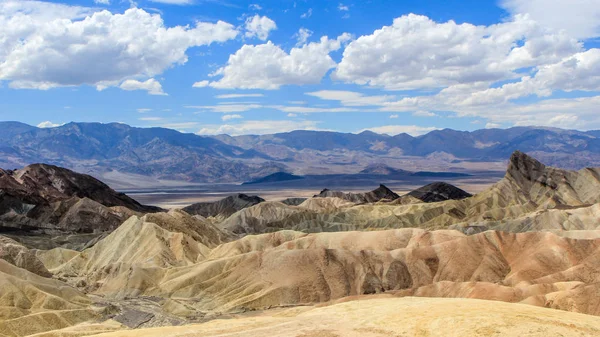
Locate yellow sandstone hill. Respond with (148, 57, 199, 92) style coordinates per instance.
(0, 259, 101, 336)
(43, 225, 600, 317)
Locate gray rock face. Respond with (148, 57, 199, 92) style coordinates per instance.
(507, 150, 546, 180)
(183, 194, 265, 218)
(0, 164, 161, 212)
(280, 198, 307, 206)
(0, 235, 51, 277)
(315, 184, 400, 204)
(501, 150, 600, 206)
(407, 182, 472, 203)
(0, 163, 157, 249)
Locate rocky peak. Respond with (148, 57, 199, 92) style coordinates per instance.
(229, 194, 264, 203)
(407, 182, 472, 203)
(506, 150, 547, 183)
(1, 163, 161, 212)
(182, 194, 265, 218)
(370, 184, 400, 200)
(314, 184, 399, 203)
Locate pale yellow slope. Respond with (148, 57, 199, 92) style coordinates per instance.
(55, 210, 229, 276)
(452, 202, 600, 233)
(50, 225, 600, 316)
(95, 297, 600, 337)
(0, 260, 100, 337)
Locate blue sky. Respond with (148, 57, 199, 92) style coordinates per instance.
(0, 0, 599, 135)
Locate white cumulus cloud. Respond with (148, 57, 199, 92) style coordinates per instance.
(193, 80, 210, 88)
(334, 14, 580, 90)
(0, 3, 238, 91)
(500, 0, 600, 40)
(244, 15, 277, 41)
(294, 27, 313, 46)
(198, 34, 351, 89)
(119, 79, 167, 96)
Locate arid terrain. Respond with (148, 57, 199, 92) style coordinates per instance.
(4, 0, 600, 334)
(2, 151, 600, 336)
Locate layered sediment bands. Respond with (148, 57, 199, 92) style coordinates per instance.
(0, 235, 51, 277)
(220, 151, 600, 235)
(3, 150, 600, 336)
(314, 184, 400, 203)
(0, 164, 160, 212)
(0, 259, 100, 337)
(0, 163, 161, 250)
(182, 194, 265, 219)
(43, 225, 600, 317)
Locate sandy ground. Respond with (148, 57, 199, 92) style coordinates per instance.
(93, 296, 600, 337)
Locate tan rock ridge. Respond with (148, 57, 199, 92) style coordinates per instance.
(0, 235, 51, 277)
(43, 223, 600, 317)
(218, 151, 600, 235)
(0, 259, 101, 337)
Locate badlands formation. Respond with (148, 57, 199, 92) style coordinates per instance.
(1, 151, 600, 336)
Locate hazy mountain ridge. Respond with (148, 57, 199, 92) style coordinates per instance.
(215, 127, 600, 158)
(1, 121, 600, 184)
(0, 122, 285, 183)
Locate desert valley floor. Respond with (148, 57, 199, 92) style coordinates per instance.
(126, 172, 501, 209)
(2, 151, 600, 336)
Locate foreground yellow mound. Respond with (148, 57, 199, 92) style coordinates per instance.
(0, 260, 100, 337)
(95, 297, 600, 337)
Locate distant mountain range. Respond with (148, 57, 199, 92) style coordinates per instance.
(1, 121, 599, 186)
(242, 172, 305, 185)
